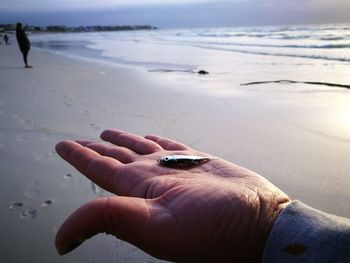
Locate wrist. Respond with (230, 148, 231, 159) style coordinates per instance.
(257, 198, 291, 261)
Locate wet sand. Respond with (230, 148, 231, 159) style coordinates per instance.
(1, 44, 350, 262)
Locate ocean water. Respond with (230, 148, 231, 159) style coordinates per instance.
(31, 23, 350, 70)
(30, 23, 350, 141)
(30, 23, 350, 143)
(30, 23, 350, 97)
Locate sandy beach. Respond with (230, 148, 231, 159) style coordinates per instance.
(1, 39, 350, 262)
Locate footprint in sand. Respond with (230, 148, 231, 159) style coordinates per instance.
(40, 199, 54, 208)
(9, 202, 24, 210)
(61, 173, 74, 186)
(21, 208, 38, 219)
(10, 199, 54, 218)
(9, 195, 54, 219)
(65, 173, 73, 178)
(64, 173, 73, 180)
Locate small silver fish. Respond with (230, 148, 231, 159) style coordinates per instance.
(159, 155, 214, 167)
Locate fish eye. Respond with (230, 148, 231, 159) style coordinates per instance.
(164, 157, 169, 161)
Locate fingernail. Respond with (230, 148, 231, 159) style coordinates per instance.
(57, 239, 84, 255)
(55, 140, 73, 158)
(55, 141, 66, 155)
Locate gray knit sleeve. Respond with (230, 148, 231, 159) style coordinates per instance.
(263, 201, 350, 262)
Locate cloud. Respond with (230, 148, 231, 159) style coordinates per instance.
(0, 0, 213, 12)
(0, 0, 349, 27)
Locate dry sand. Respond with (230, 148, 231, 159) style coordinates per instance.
(1, 43, 350, 262)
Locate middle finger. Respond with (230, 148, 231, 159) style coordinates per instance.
(100, 129, 163, 155)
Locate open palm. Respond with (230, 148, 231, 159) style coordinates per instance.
(55, 129, 290, 262)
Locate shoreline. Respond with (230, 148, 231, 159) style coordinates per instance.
(2, 42, 350, 213)
(31, 41, 200, 73)
(1, 43, 350, 262)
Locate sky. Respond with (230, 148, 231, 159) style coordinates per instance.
(0, 0, 349, 28)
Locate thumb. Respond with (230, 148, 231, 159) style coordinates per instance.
(55, 196, 168, 256)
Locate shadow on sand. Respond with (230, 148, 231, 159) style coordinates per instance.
(0, 66, 28, 70)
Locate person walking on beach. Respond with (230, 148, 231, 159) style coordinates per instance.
(16, 23, 32, 68)
(3, 33, 9, 45)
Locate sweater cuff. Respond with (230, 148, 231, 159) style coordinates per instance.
(263, 200, 350, 262)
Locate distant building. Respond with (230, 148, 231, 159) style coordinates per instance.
(0, 23, 157, 33)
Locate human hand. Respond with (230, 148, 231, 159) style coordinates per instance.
(55, 129, 290, 262)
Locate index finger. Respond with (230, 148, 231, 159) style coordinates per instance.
(55, 140, 122, 193)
